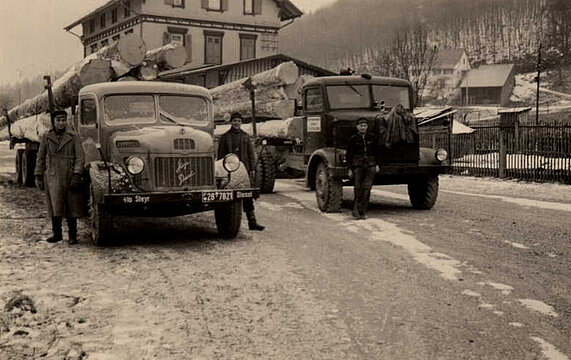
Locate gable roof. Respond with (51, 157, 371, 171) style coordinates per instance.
(65, 0, 302, 30)
(460, 64, 515, 88)
(433, 49, 466, 69)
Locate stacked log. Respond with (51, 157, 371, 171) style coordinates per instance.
(214, 117, 303, 140)
(137, 43, 188, 81)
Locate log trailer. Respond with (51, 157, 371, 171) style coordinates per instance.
(252, 74, 451, 212)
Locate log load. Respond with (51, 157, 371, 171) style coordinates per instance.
(214, 117, 303, 140)
(137, 43, 188, 81)
(213, 99, 296, 122)
(0, 34, 147, 130)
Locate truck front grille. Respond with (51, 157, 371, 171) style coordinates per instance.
(154, 157, 213, 188)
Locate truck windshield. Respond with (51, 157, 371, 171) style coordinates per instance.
(326, 84, 370, 109)
(159, 95, 209, 125)
(372, 85, 411, 110)
(104, 95, 156, 125)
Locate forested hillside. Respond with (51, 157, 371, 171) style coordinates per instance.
(281, 0, 569, 74)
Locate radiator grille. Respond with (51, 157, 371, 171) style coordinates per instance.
(154, 157, 213, 188)
(174, 138, 195, 150)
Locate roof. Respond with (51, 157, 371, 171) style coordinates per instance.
(497, 107, 532, 114)
(65, 0, 303, 30)
(433, 49, 466, 69)
(460, 64, 515, 88)
(79, 81, 212, 99)
(303, 75, 411, 87)
(159, 53, 336, 80)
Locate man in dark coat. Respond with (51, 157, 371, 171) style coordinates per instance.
(34, 109, 85, 244)
(346, 118, 380, 220)
(217, 112, 264, 231)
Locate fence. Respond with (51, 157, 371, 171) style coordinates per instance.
(419, 123, 571, 184)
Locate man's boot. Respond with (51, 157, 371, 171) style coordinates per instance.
(46, 217, 62, 243)
(67, 218, 78, 245)
(246, 211, 265, 231)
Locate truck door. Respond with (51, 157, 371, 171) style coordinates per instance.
(78, 95, 100, 163)
(302, 87, 325, 159)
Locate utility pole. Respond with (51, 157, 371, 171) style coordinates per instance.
(535, 42, 542, 126)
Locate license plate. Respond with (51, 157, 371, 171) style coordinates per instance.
(202, 190, 234, 203)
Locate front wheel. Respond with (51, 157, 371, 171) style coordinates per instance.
(215, 200, 243, 238)
(408, 176, 439, 210)
(255, 152, 276, 194)
(89, 186, 113, 246)
(21, 149, 37, 187)
(15, 150, 23, 185)
(315, 162, 342, 213)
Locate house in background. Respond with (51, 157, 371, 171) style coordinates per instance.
(460, 64, 516, 106)
(64, 0, 303, 67)
(424, 49, 471, 104)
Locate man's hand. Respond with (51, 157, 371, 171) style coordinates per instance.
(348, 169, 353, 178)
(70, 174, 83, 191)
(35, 176, 44, 191)
(375, 165, 380, 173)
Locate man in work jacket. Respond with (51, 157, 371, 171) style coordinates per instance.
(217, 112, 264, 231)
(346, 118, 380, 220)
(34, 109, 85, 244)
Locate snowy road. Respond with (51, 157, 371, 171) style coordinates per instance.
(1, 138, 570, 359)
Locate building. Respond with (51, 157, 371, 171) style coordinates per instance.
(460, 64, 516, 106)
(424, 49, 471, 104)
(64, 0, 303, 67)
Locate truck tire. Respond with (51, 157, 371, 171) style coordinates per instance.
(315, 161, 342, 213)
(15, 150, 24, 185)
(408, 176, 439, 210)
(215, 200, 242, 238)
(255, 152, 276, 194)
(89, 186, 113, 246)
(21, 149, 37, 187)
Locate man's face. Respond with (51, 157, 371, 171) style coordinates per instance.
(54, 115, 67, 131)
(231, 117, 242, 130)
(357, 122, 368, 134)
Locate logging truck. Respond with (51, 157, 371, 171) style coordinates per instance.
(10, 81, 258, 245)
(254, 74, 451, 212)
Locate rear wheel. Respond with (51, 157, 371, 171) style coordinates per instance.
(315, 161, 342, 213)
(15, 150, 23, 185)
(90, 186, 113, 246)
(21, 149, 37, 187)
(408, 176, 439, 210)
(255, 151, 276, 194)
(215, 200, 242, 238)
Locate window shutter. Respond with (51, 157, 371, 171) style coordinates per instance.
(185, 34, 192, 63)
(165, 0, 174, 5)
(163, 32, 170, 45)
(254, 0, 262, 15)
(221, 0, 229, 11)
(201, 0, 208, 9)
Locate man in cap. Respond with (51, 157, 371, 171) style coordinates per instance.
(34, 109, 85, 244)
(217, 112, 265, 231)
(346, 118, 380, 220)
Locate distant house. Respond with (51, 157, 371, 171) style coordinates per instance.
(460, 64, 516, 106)
(64, 0, 303, 67)
(424, 49, 471, 104)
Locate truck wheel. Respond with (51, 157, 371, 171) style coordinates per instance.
(21, 149, 37, 187)
(408, 176, 439, 210)
(255, 152, 276, 194)
(315, 162, 342, 213)
(15, 150, 24, 185)
(89, 186, 113, 246)
(215, 200, 243, 238)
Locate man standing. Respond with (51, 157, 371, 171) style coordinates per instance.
(346, 118, 380, 220)
(34, 109, 85, 244)
(217, 112, 265, 231)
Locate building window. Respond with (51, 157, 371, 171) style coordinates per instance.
(101, 39, 109, 47)
(100, 14, 106, 28)
(171, 34, 184, 46)
(173, 0, 185, 8)
(260, 33, 278, 52)
(209, 0, 221, 10)
(111, 8, 118, 23)
(89, 19, 95, 34)
(112, 34, 120, 42)
(204, 31, 223, 65)
(444, 69, 454, 75)
(90, 43, 98, 54)
(244, 0, 261, 15)
(124, 1, 131, 17)
(240, 34, 256, 60)
(125, 29, 134, 35)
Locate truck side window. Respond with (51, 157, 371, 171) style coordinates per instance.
(81, 99, 97, 126)
(305, 88, 323, 113)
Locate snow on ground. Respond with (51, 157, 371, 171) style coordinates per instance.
(454, 152, 571, 170)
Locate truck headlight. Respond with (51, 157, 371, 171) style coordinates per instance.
(126, 156, 145, 175)
(223, 153, 240, 173)
(436, 149, 448, 162)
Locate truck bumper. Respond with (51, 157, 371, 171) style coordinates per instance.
(331, 165, 450, 185)
(102, 188, 259, 216)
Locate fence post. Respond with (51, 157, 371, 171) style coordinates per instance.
(499, 126, 507, 178)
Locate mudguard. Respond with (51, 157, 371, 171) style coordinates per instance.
(305, 148, 340, 188)
(88, 161, 138, 204)
(419, 147, 442, 166)
(215, 159, 251, 189)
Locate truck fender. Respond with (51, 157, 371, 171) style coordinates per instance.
(87, 162, 109, 205)
(215, 159, 251, 189)
(419, 147, 441, 166)
(305, 148, 338, 189)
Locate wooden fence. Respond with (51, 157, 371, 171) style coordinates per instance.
(419, 123, 571, 184)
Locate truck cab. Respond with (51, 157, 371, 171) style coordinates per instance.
(78, 82, 257, 245)
(298, 74, 450, 212)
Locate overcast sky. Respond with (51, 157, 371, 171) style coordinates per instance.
(0, 0, 336, 87)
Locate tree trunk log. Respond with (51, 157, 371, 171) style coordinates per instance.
(144, 43, 187, 70)
(213, 99, 295, 121)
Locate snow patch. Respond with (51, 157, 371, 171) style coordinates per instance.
(504, 241, 530, 249)
(478, 302, 495, 310)
(461, 289, 481, 297)
(518, 299, 559, 318)
(530, 337, 569, 360)
(509, 322, 524, 328)
(441, 190, 571, 213)
(484, 282, 514, 295)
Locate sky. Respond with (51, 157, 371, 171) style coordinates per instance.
(0, 0, 336, 88)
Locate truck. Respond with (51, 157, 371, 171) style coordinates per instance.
(254, 74, 450, 212)
(9, 81, 258, 245)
